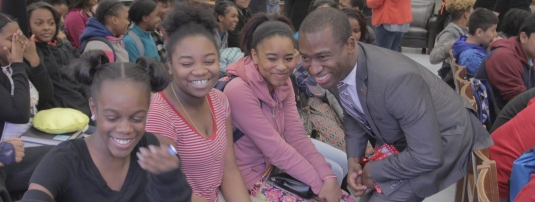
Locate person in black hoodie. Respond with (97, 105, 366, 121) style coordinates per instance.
(0, 12, 53, 138)
(27, 2, 90, 117)
(227, 0, 251, 48)
(0, 13, 56, 202)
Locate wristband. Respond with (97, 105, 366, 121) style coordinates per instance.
(322, 175, 337, 181)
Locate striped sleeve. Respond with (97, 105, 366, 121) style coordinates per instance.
(146, 94, 177, 142)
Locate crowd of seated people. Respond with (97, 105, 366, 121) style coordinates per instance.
(431, 0, 473, 88)
(436, 1, 535, 200)
(1, 0, 535, 201)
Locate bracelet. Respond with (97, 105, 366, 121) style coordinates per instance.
(322, 175, 337, 181)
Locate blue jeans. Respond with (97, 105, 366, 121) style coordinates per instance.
(375, 24, 404, 51)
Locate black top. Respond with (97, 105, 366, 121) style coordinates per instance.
(493, 0, 532, 14)
(0, 62, 54, 137)
(474, 0, 497, 10)
(227, 8, 252, 48)
(490, 88, 535, 133)
(35, 40, 91, 117)
(248, 0, 267, 14)
(21, 132, 192, 202)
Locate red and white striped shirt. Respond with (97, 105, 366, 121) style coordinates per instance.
(146, 89, 229, 202)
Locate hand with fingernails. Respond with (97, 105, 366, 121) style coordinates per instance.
(0, 137, 25, 167)
(347, 157, 371, 196)
(20, 34, 40, 68)
(4, 30, 27, 64)
(137, 145, 180, 175)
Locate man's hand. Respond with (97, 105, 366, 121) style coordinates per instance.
(347, 157, 368, 196)
(365, 145, 374, 157)
(0, 137, 25, 167)
(318, 178, 342, 202)
(361, 162, 375, 188)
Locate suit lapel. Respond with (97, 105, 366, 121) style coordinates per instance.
(355, 44, 382, 139)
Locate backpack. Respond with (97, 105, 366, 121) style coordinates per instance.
(214, 75, 262, 142)
(127, 30, 144, 56)
(77, 37, 117, 62)
(470, 78, 491, 129)
(509, 147, 535, 201)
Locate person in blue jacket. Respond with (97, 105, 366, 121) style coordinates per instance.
(452, 8, 498, 76)
(123, 0, 161, 62)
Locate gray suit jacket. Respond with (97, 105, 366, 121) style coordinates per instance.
(331, 43, 493, 198)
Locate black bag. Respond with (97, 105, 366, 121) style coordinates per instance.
(267, 166, 314, 199)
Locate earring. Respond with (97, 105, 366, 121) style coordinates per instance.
(91, 115, 95, 121)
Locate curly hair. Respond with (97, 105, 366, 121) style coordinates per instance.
(162, 3, 219, 61)
(446, 0, 475, 21)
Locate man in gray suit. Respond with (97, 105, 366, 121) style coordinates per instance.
(298, 8, 493, 201)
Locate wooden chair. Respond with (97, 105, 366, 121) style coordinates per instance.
(455, 149, 493, 202)
(460, 82, 477, 111)
(476, 161, 500, 202)
(454, 65, 468, 93)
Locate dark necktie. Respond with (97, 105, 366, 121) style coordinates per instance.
(337, 82, 374, 135)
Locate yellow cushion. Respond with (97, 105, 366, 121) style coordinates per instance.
(33, 108, 89, 134)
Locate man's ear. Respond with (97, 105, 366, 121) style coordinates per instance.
(346, 36, 356, 54)
(475, 28, 484, 37)
(251, 49, 259, 65)
(520, 32, 529, 43)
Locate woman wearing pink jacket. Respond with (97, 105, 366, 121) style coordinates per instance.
(224, 13, 352, 202)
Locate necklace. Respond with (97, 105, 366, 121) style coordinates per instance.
(170, 83, 214, 137)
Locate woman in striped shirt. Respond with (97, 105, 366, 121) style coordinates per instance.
(145, 3, 252, 202)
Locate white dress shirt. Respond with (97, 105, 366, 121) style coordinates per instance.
(340, 62, 364, 114)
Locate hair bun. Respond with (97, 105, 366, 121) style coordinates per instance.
(162, 3, 218, 37)
(135, 57, 170, 92)
(71, 50, 110, 86)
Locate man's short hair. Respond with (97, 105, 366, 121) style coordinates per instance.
(446, 0, 475, 21)
(501, 9, 531, 38)
(518, 14, 535, 41)
(350, 0, 365, 10)
(467, 8, 498, 35)
(299, 7, 352, 47)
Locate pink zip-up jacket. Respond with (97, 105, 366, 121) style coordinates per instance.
(223, 57, 334, 194)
